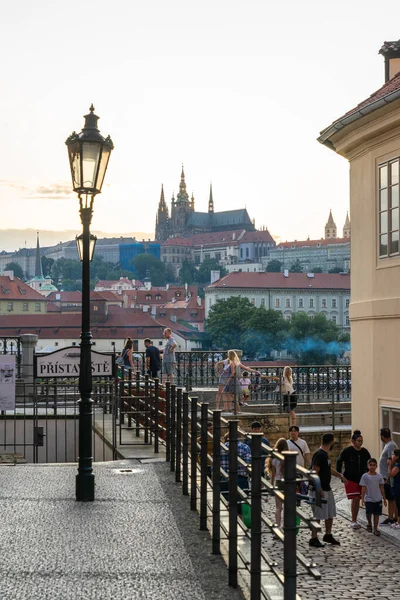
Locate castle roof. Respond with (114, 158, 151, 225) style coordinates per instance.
(207, 271, 350, 291)
(275, 238, 349, 249)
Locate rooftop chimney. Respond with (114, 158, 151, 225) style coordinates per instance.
(284, 269, 289, 278)
(210, 270, 220, 284)
(379, 40, 400, 83)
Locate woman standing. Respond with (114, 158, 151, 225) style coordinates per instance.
(277, 366, 297, 426)
(336, 430, 371, 529)
(267, 437, 289, 527)
(222, 350, 260, 412)
(121, 338, 135, 370)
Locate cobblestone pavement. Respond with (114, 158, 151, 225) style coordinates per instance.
(0, 461, 243, 600)
(262, 479, 400, 600)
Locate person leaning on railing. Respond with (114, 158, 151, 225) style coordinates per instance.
(219, 430, 251, 514)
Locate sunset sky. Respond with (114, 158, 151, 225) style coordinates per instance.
(1, 0, 399, 248)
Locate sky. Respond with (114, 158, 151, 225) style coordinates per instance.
(1, 0, 399, 250)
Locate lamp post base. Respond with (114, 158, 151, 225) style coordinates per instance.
(76, 473, 95, 502)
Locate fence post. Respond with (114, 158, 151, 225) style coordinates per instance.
(331, 388, 336, 431)
(212, 409, 221, 555)
(182, 391, 189, 495)
(170, 385, 176, 472)
(154, 378, 159, 454)
(176, 388, 182, 483)
(250, 433, 262, 600)
(144, 374, 150, 444)
(200, 402, 209, 531)
(135, 370, 140, 437)
(228, 419, 238, 588)
(166, 381, 171, 462)
(190, 396, 198, 511)
(119, 368, 125, 425)
(283, 451, 298, 600)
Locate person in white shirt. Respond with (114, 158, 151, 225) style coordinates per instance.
(287, 425, 311, 468)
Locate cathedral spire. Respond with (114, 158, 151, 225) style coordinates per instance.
(325, 209, 337, 239)
(208, 183, 214, 213)
(179, 164, 187, 195)
(158, 184, 167, 212)
(343, 211, 351, 238)
(35, 231, 43, 278)
(176, 164, 189, 204)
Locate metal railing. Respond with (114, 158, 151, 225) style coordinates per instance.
(161, 383, 323, 600)
(0, 336, 22, 378)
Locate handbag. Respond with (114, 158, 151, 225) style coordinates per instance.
(116, 349, 126, 366)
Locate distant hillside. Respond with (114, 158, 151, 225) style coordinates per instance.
(0, 229, 154, 252)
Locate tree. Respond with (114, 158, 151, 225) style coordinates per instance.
(287, 312, 346, 364)
(41, 256, 54, 277)
(265, 259, 282, 273)
(205, 297, 255, 349)
(328, 267, 342, 273)
(131, 254, 163, 279)
(179, 260, 197, 285)
(5, 262, 24, 280)
(164, 263, 176, 284)
(196, 258, 228, 285)
(290, 260, 303, 273)
(242, 307, 289, 355)
(312, 267, 323, 273)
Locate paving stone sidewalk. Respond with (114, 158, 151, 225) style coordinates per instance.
(262, 478, 400, 600)
(0, 461, 243, 600)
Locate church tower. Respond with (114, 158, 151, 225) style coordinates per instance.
(170, 165, 194, 236)
(208, 183, 214, 213)
(343, 212, 351, 238)
(155, 184, 170, 242)
(325, 210, 337, 239)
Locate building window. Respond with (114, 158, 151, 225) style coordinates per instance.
(379, 159, 399, 257)
(321, 298, 327, 308)
(246, 248, 249, 258)
(35, 303, 41, 312)
(285, 314, 291, 321)
(309, 298, 314, 308)
(146, 295, 152, 300)
(298, 298, 304, 308)
(275, 298, 280, 308)
(204, 253, 210, 260)
(215, 252, 221, 261)
(346, 315, 350, 326)
(345, 298, 350, 308)
(251, 298, 255, 305)
(7, 302, 13, 312)
(159, 341, 163, 346)
(332, 299, 337, 308)
(260, 298, 265, 307)
(331, 315, 337, 324)
(156, 294, 162, 300)
(381, 407, 400, 447)
(285, 298, 291, 308)
(55, 342, 59, 347)
(23, 303, 29, 311)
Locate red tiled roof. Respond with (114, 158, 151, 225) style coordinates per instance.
(319, 71, 400, 142)
(162, 237, 192, 247)
(276, 237, 349, 249)
(190, 230, 244, 247)
(91, 291, 121, 302)
(47, 291, 82, 302)
(95, 278, 135, 288)
(240, 230, 275, 244)
(0, 275, 45, 301)
(207, 271, 350, 290)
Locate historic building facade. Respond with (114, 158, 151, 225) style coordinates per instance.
(318, 39, 400, 457)
(155, 166, 255, 242)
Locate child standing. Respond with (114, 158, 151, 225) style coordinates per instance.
(360, 458, 386, 536)
(387, 448, 400, 530)
(238, 371, 251, 406)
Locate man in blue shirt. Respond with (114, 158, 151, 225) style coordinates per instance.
(245, 421, 270, 475)
(220, 431, 251, 514)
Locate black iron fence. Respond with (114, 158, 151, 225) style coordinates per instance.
(160, 383, 323, 600)
(0, 336, 22, 378)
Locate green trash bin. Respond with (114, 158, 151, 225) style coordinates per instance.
(242, 502, 252, 528)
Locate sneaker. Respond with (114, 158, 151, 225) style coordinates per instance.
(309, 537, 325, 548)
(322, 534, 340, 545)
(391, 523, 400, 529)
(366, 524, 372, 533)
(381, 518, 395, 525)
(351, 522, 361, 530)
(373, 529, 381, 536)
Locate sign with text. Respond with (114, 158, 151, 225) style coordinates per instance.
(0, 355, 16, 410)
(35, 347, 114, 379)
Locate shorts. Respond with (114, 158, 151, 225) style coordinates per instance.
(218, 372, 230, 386)
(384, 482, 394, 501)
(310, 489, 336, 520)
(283, 393, 297, 411)
(365, 501, 383, 516)
(163, 362, 175, 375)
(344, 480, 361, 499)
(147, 368, 160, 378)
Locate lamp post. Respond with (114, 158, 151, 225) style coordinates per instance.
(66, 105, 114, 501)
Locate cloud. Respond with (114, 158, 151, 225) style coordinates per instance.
(0, 180, 28, 190)
(25, 182, 74, 201)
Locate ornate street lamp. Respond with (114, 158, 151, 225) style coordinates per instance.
(66, 105, 114, 501)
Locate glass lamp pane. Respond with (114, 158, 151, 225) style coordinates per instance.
(82, 142, 101, 190)
(76, 235, 84, 261)
(89, 235, 97, 261)
(96, 147, 111, 193)
(68, 141, 82, 190)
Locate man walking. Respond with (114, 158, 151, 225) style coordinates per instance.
(220, 430, 252, 515)
(309, 433, 345, 547)
(162, 328, 177, 384)
(379, 427, 398, 525)
(144, 338, 161, 379)
(287, 425, 311, 468)
(245, 420, 270, 475)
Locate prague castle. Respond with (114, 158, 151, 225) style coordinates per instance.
(155, 166, 255, 242)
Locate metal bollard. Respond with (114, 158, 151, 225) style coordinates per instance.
(283, 451, 298, 600)
(135, 370, 140, 437)
(190, 397, 198, 511)
(228, 420, 238, 588)
(176, 388, 182, 483)
(144, 374, 149, 444)
(250, 433, 263, 600)
(212, 409, 222, 555)
(119, 368, 125, 425)
(200, 402, 209, 531)
(154, 378, 159, 454)
(182, 392, 189, 495)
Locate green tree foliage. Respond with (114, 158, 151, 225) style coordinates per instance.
(289, 260, 303, 273)
(205, 297, 254, 349)
(328, 267, 342, 273)
(287, 312, 347, 364)
(131, 253, 177, 286)
(265, 259, 282, 272)
(179, 260, 197, 285)
(196, 258, 228, 285)
(312, 267, 323, 273)
(5, 262, 24, 280)
(41, 256, 54, 277)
